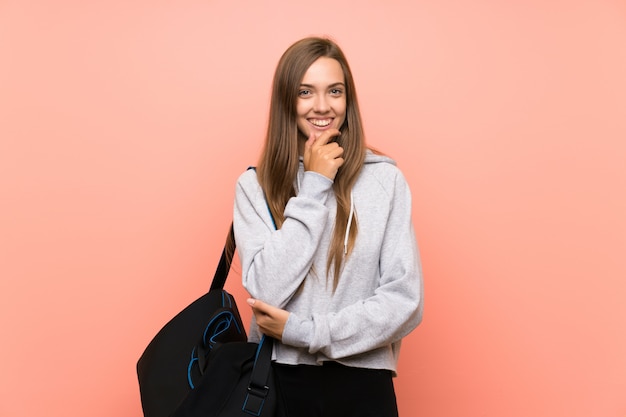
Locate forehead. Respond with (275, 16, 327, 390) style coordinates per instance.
(301, 57, 345, 85)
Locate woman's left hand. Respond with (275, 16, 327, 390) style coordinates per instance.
(247, 298, 290, 340)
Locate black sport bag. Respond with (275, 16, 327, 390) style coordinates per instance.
(137, 224, 276, 417)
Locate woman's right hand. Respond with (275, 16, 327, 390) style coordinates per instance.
(247, 298, 289, 341)
(303, 129, 344, 181)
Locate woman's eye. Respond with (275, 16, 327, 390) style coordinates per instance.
(330, 88, 343, 96)
(298, 90, 311, 97)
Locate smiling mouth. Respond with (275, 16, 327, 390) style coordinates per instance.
(309, 118, 332, 127)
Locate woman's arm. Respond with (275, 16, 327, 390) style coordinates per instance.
(234, 169, 333, 308)
(278, 170, 424, 359)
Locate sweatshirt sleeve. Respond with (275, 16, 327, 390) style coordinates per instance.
(281, 169, 424, 359)
(234, 170, 334, 308)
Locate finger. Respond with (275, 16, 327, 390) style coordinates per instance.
(247, 298, 263, 312)
(304, 131, 317, 153)
(311, 128, 341, 148)
(314, 144, 344, 163)
(323, 143, 344, 158)
(247, 298, 275, 316)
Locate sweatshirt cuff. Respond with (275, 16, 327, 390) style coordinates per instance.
(282, 312, 313, 349)
(297, 171, 333, 202)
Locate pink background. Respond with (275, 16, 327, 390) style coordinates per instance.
(1, 1, 625, 416)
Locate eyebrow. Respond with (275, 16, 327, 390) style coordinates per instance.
(299, 82, 346, 88)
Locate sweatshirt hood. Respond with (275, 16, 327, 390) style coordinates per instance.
(363, 149, 396, 166)
(343, 150, 395, 255)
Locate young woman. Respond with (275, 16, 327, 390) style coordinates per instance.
(233, 37, 423, 417)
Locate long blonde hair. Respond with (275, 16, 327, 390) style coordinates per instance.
(257, 37, 366, 285)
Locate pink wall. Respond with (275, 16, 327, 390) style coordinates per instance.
(1, 1, 625, 416)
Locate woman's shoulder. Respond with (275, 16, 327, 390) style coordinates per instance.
(360, 149, 405, 184)
(236, 167, 260, 186)
(235, 167, 265, 199)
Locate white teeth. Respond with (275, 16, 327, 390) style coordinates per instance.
(310, 119, 331, 127)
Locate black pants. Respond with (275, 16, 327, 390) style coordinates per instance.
(273, 362, 399, 417)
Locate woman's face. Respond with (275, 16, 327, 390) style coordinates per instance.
(296, 57, 347, 139)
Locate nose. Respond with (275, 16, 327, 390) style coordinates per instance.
(313, 94, 330, 113)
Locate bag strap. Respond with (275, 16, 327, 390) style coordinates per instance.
(209, 223, 235, 291)
(243, 335, 274, 415)
(210, 167, 256, 292)
(206, 221, 275, 415)
(242, 169, 276, 415)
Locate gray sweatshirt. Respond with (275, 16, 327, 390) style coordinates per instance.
(233, 151, 423, 373)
